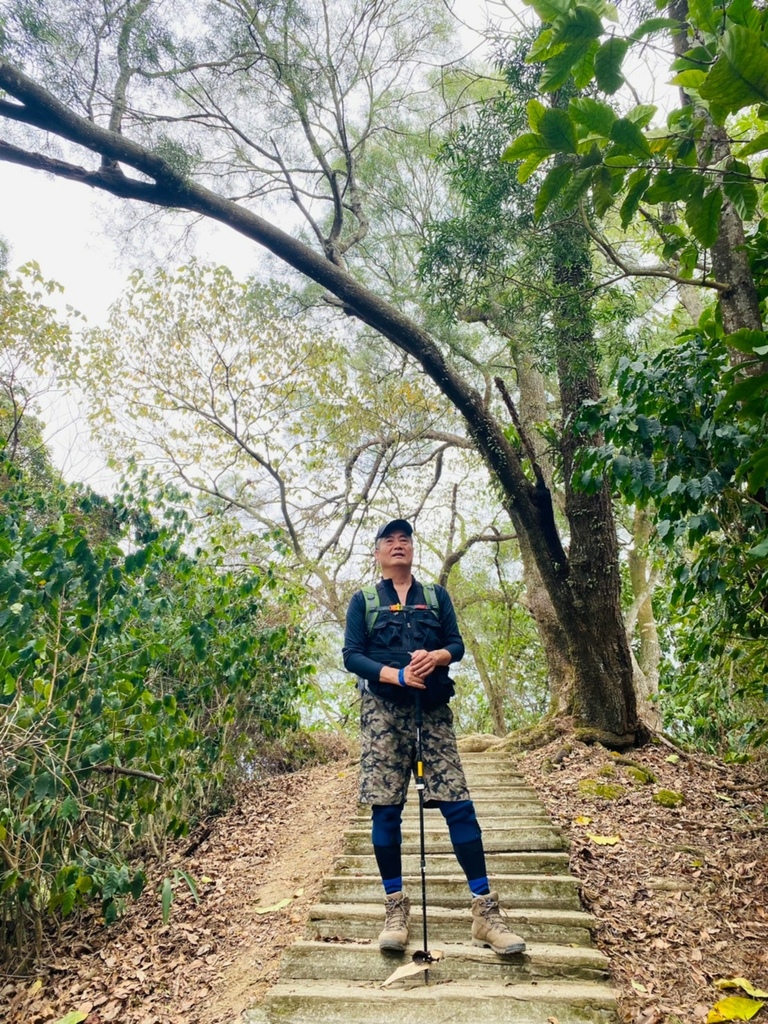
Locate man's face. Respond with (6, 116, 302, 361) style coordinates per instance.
(375, 530, 414, 573)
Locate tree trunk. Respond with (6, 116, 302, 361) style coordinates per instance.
(626, 507, 662, 731)
(550, 218, 638, 744)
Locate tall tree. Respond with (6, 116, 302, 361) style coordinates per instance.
(0, 0, 644, 743)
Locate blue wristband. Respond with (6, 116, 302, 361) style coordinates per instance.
(398, 667, 406, 687)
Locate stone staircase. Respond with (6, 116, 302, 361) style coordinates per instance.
(248, 752, 619, 1023)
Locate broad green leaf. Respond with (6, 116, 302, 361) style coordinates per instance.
(527, 98, 548, 133)
(706, 996, 765, 1022)
(671, 45, 715, 72)
(722, 162, 759, 221)
(721, 328, 768, 355)
(502, 133, 554, 163)
(522, 0, 571, 22)
(528, 27, 565, 62)
(688, 0, 721, 35)
(716, 370, 768, 414)
(645, 168, 703, 204)
(736, 131, 768, 157)
(560, 166, 597, 209)
(572, 38, 601, 87)
(700, 26, 768, 123)
(626, 103, 657, 127)
(592, 164, 618, 215)
(52, 1014, 89, 1024)
(570, 96, 617, 135)
(671, 69, 708, 89)
(534, 162, 573, 220)
(620, 169, 651, 228)
(594, 36, 628, 93)
(747, 536, 768, 558)
(539, 38, 598, 91)
(684, 187, 723, 247)
(539, 108, 579, 153)
(610, 117, 652, 157)
(518, 150, 552, 182)
(630, 15, 680, 39)
(551, 4, 604, 46)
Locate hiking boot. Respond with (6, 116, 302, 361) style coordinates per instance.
(471, 891, 526, 955)
(379, 891, 410, 952)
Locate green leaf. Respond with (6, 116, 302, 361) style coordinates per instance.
(539, 38, 598, 92)
(716, 370, 768, 414)
(518, 150, 552, 183)
(626, 103, 658, 127)
(736, 131, 768, 158)
(161, 876, 173, 925)
(684, 187, 723, 246)
(722, 162, 759, 221)
(539, 108, 579, 153)
(706, 995, 765, 1022)
(721, 328, 768, 355)
(630, 15, 680, 39)
(592, 164, 619, 215)
(688, 0, 721, 35)
(502, 133, 554, 163)
(620, 169, 651, 228)
(522, 0, 571, 22)
(527, 98, 548, 133)
(551, 5, 604, 46)
(570, 96, 617, 135)
(52, 1013, 89, 1024)
(746, 537, 768, 557)
(594, 36, 629, 93)
(700, 26, 768, 123)
(645, 168, 703, 203)
(670, 69, 708, 90)
(610, 117, 652, 157)
(534, 163, 573, 220)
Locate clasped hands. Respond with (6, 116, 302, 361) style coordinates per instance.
(400, 648, 438, 690)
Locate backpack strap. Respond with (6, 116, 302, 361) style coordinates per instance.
(422, 582, 440, 620)
(361, 584, 382, 633)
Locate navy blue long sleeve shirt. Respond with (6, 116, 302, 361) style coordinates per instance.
(342, 576, 464, 684)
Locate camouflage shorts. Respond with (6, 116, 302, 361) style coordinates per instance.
(359, 690, 470, 806)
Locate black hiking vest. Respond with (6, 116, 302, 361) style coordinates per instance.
(360, 579, 454, 710)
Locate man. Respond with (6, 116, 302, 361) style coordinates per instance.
(342, 518, 526, 956)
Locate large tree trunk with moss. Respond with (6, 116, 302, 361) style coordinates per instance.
(549, 220, 638, 744)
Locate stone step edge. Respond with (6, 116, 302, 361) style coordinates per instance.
(264, 978, 618, 1006)
(308, 902, 596, 927)
(323, 872, 580, 886)
(285, 938, 609, 968)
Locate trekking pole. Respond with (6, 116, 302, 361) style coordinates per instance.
(414, 689, 430, 983)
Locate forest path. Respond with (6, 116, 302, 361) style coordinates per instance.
(247, 752, 618, 1024)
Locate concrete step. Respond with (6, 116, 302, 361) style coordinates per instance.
(280, 939, 610, 984)
(259, 979, 618, 1024)
(333, 851, 571, 876)
(320, 874, 581, 910)
(306, 902, 597, 947)
(354, 799, 547, 820)
(344, 826, 567, 854)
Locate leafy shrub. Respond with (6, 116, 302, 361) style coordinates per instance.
(0, 460, 312, 956)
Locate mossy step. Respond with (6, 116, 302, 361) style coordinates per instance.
(320, 874, 581, 910)
(259, 979, 618, 1024)
(306, 902, 596, 946)
(343, 827, 566, 854)
(280, 939, 610, 984)
(334, 851, 571, 876)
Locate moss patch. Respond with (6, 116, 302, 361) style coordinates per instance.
(598, 764, 617, 778)
(653, 788, 685, 808)
(578, 778, 626, 801)
(625, 766, 655, 786)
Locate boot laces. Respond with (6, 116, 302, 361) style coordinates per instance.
(384, 895, 408, 930)
(478, 895, 513, 933)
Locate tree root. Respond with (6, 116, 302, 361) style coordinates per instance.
(458, 716, 645, 753)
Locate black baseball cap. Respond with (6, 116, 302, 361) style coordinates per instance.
(374, 519, 413, 542)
